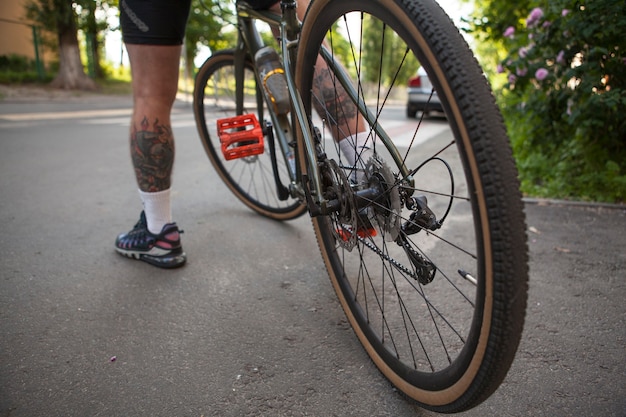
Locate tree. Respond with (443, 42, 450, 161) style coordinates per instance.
(360, 14, 419, 97)
(76, 0, 111, 79)
(184, 0, 237, 76)
(25, 0, 97, 90)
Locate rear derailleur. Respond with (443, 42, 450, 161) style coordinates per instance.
(397, 195, 442, 285)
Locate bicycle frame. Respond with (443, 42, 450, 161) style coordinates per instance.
(233, 0, 412, 216)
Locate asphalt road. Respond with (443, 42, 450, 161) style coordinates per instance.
(0, 90, 624, 416)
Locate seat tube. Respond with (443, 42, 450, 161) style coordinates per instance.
(234, 14, 264, 116)
(234, 40, 246, 116)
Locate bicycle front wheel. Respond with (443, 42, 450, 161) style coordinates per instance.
(194, 50, 306, 220)
(296, 0, 528, 412)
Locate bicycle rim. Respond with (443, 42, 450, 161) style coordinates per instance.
(193, 50, 306, 220)
(296, 0, 528, 412)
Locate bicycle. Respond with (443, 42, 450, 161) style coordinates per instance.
(193, 0, 529, 413)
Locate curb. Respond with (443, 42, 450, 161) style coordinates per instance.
(523, 197, 625, 210)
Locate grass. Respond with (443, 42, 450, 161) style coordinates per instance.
(96, 78, 132, 95)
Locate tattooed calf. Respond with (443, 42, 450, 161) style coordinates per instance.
(311, 67, 362, 140)
(130, 116, 175, 192)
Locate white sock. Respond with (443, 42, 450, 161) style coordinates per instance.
(139, 189, 172, 234)
(338, 133, 371, 166)
(339, 133, 372, 183)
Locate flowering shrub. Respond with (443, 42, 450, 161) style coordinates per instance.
(478, 1, 626, 202)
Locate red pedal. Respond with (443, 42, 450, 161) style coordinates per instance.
(217, 114, 264, 160)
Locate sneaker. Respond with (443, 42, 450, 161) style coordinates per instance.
(114, 211, 186, 268)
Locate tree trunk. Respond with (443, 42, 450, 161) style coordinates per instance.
(50, 2, 97, 91)
(86, 0, 104, 79)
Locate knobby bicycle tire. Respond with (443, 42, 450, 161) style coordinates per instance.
(193, 50, 307, 221)
(296, 0, 528, 412)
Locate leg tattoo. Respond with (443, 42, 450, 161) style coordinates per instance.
(312, 67, 359, 139)
(130, 116, 175, 192)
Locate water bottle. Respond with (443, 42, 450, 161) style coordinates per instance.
(255, 46, 290, 115)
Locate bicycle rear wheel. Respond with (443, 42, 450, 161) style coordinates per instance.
(194, 50, 306, 220)
(296, 0, 528, 412)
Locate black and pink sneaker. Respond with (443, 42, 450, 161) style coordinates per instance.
(114, 211, 186, 268)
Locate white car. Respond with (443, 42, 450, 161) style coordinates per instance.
(407, 67, 443, 118)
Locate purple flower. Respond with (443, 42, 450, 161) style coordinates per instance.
(556, 50, 565, 64)
(542, 21, 552, 29)
(504, 26, 515, 38)
(516, 67, 528, 77)
(562, 9, 570, 17)
(519, 47, 529, 59)
(535, 68, 549, 81)
(497, 64, 505, 74)
(508, 74, 517, 84)
(526, 7, 544, 27)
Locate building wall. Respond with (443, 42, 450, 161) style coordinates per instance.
(0, 0, 54, 65)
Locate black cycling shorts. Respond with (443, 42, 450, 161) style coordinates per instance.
(121, 0, 280, 46)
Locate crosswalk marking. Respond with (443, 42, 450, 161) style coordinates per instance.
(0, 108, 132, 121)
(0, 108, 196, 128)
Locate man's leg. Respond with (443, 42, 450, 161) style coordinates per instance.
(274, 1, 370, 177)
(127, 43, 179, 233)
(114, 43, 186, 268)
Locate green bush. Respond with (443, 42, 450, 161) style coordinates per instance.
(0, 54, 53, 84)
(0, 71, 48, 84)
(495, 1, 626, 203)
(0, 54, 32, 71)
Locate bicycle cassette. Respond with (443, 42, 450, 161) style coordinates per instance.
(365, 155, 402, 242)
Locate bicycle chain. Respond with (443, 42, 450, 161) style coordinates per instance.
(358, 235, 419, 281)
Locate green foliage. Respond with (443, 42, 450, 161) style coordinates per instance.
(326, 22, 358, 79)
(75, 0, 114, 78)
(361, 15, 418, 88)
(24, 0, 59, 31)
(0, 71, 54, 84)
(0, 54, 34, 72)
(463, 0, 532, 82)
(0, 54, 53, 83)
(185, 0, 238, 69)
(96, 76, 132, 95)
(469, 0, 626, 203)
